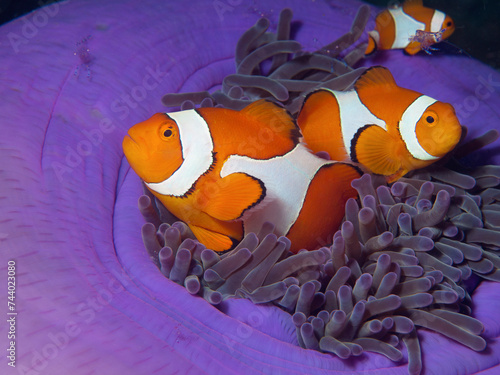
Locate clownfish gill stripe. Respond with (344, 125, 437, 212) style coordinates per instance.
(430, 10, 446, 33)
(145, 109, 214, 197)
(389, 7, 425, 49)
(220, 143, 326, 237)
(333, 90, 386, 158)
(399, 95, 439, 161)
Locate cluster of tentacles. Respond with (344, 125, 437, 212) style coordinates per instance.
(135, 6, 500, 375)
(162, 6, 370, 114)
(139, 147, 500, 374)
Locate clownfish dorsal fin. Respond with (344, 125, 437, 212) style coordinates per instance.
(403, 0, 424, 9)
(241, 99, 301, 142)
(354, 66, 398, 96)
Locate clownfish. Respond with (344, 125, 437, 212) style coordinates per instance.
(296, 66, 462, 183)
(365, 0, 455, 55)
(123, 100, 361, 253)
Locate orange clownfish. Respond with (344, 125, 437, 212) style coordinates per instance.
(123, 100, 361, 253)
(365, 0, 455, 55)
(297, 66, 462, 183)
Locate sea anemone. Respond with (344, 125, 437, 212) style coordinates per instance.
(140, 136, 500, 374)
(142, 5, 500, 375)
(162, 5, 371, 114)
(2, 0, 500, 374)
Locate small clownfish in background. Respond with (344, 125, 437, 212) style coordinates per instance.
(297, 66, 462, 183)
(123, 100, 361, 253)
(365, 0, 455, 55)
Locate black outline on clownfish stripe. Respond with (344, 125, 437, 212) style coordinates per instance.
(161, 112, 185, 184)
(298, 88, 337, 120)
(283, 161, 362, 240)
(395, 119, 411, 158)
(350, 124, 375, 163)
(161, 110, 218, 199)
(259, 99, 302, 146)
(297, 89, 339, 151)
(234, 172, 267, 220)
(189, 109, 218, 198)
(217, 235, 244, 254)
(288, 114, 303, 145)
(180, 151, 219, 198)
(345, 162, 363, 177)
(297, 90, 315, 115)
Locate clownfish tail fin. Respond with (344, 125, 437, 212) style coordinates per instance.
(365, 30, 379, 55)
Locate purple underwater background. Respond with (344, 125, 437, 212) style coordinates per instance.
(1, 0, 500, 374)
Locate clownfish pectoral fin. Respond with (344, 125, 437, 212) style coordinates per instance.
(404, 41, 422, 55)
(199, 173, 265, 221)
(353, 125, 402, 176)
(354, 66, 398, 95)
(241, 99, 301, 142)
(365, 30, 379, 55)
(189, 225, 236, 252)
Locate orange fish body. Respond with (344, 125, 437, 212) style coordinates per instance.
(365, 0, 455, 55)
(123, 100, 361, 253)
(297, 67, 462, 183)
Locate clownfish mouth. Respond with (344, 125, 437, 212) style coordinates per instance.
(123, 134, 145, 163)
(124, 134, 138, 145)
(123, 134, 141, 151)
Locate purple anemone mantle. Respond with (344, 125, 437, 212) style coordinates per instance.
(2, 0, 500, 374)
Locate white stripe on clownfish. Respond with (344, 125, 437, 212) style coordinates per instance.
(399, 95, 439, 161)
(220, 143, 327, 237)
(388, 6, 425, 49)
(331, 90, 386, 159)
(145, 109, 214, 197)
(430, 10, 445, 32)
(326, 89, 439, 162)
(297, 66, 463, 182)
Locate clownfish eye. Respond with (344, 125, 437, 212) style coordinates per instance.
(446, 21, 452, 27)
(422, 110, 438, 127)
(160, 124, 176, 140)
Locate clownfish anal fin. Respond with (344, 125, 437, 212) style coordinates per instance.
(386, 168, 409, 184)
(353, 125, 402, 176)
(405, 41, 422, 55)
(199, 173, 265, 221)
(354, 66, 398, 95)
(242, 99, 301, 142)
(189, 225, 236, 252)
